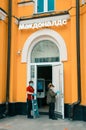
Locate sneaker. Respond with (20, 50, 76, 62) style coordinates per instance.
(52, 117, 58, 120)
(27, 116, 33, 119)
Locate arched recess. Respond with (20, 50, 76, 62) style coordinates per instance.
(21, 29, 68, 63)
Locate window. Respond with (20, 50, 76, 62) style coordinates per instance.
(31, 40, 60, 63)
(36, 0, 54, 13)
(48, 0, 54, 11)
(37, 0, 44, 13)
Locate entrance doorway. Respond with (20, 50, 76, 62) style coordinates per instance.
(30, 63, 64, 119)
(28, 39, 65, 119)
(37, 66, 52, 113)
(22, 29, 68, 119)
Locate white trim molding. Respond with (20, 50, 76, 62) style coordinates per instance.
(21, 29, 68, 63)
(0, 9, 7, 20)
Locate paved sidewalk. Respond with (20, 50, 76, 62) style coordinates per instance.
(0, 115, 86, 130)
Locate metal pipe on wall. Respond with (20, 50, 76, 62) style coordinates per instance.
(5, 0, 12, 116)
(69, 0, 81, 120)
(76, 0, 81, 102)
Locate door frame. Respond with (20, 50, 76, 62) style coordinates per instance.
(27, 62, 62, 85)
(27, 62, 64, 119)
(27, 61, 63, 87)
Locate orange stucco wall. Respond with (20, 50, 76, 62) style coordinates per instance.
(0, 0, 8, 103)
(9, 0, 78, 103)
(0, 21, 8, 103)
(0, 0, 86, 106)
(0, 0, 8, 12)
(80, 4, 86, 105)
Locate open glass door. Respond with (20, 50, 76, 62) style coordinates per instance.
(30, 64, 37, 94)
(52, 63, 64, 119)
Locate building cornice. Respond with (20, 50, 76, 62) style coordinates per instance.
(19, 11, 69, 21)
(18, 11, 70, 30)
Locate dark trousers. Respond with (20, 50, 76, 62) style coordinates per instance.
(27, 100, 32, 118)
(49, 103, 55, 118)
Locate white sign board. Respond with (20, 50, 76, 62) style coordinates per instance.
(19, 14, 70, 30)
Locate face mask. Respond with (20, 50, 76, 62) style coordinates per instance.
(30, 83, 34, 87)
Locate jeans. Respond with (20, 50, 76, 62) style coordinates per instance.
(27, 100, 32, 118)
(49, 103, 55, 118)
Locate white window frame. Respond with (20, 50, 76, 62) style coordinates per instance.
(34, 0, 37, 14)
(44, 0, 48, 12)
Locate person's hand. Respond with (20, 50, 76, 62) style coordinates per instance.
(56, 91, 60, 94)
(32, 93, 36, 96)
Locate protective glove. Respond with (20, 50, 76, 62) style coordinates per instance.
(56, 91, 60, 94)
(32, 93, 36, 96)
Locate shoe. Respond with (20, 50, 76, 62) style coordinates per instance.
(27, 116, 33, 119)
(52, 117, 58, 120)
(28, 117, 33, 119)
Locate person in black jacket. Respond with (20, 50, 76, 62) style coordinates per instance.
(47, 83, 58, 120)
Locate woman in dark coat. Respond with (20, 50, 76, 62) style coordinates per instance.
(47, 83, 58, 120)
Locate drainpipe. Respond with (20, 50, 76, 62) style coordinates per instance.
(76, 0, 81, 105)
(5, 0, 12, 116)
(69, 0, 81, 120)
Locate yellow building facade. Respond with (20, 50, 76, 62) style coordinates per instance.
(0, 0, 8, 118)
(0, 0, 86, 120)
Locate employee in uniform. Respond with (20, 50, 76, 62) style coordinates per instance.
(26, 80, 34, 118)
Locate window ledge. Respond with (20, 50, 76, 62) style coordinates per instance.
(32, 10, 69, 19)
(19, 10, 69, 21)
(17, 0, 34, 6)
